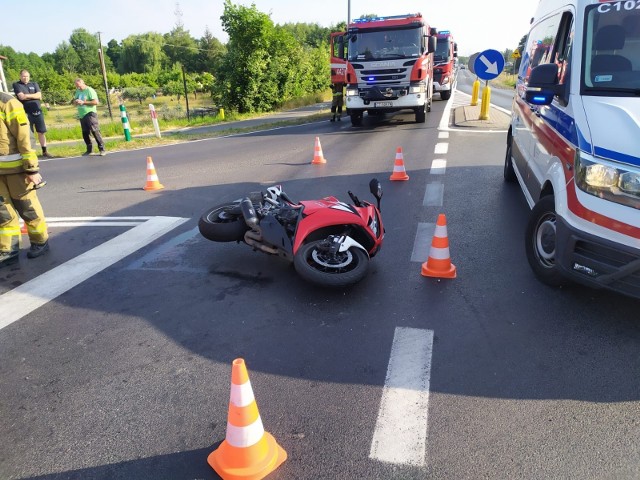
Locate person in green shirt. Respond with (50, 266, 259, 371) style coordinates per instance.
(73, 78, 106, 156)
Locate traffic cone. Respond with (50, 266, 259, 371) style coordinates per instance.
(208, 358, 287, 480)
(311, 136, 327, 164)
(389, 147, 409, 181)
(421, 213, 456, 279)
(20, 219, 27, 235)
(143, 156, 164, 191)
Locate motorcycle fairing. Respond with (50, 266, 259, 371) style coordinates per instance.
(293, 200, 377, 254)
(260, 214, 293, 256)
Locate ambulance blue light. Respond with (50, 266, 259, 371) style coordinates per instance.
(533, 95, 546, 103)
(368, 77, 375, 81)
(439, 30, 450, 34)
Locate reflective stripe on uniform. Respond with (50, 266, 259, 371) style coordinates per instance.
(0, 226, 21, 235)
(0, 154, 23, 170)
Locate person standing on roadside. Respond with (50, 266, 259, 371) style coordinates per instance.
(330, 83, 344, 122)
(13, 70, 53, 158)
(73, 78, 106, 156)
(0, 92, 50, 268)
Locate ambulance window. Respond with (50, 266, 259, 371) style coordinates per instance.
(520, 12, 564, 82)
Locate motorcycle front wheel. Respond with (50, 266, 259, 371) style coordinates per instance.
(198, 202, 248, 242)
(293, 239, 369, 287)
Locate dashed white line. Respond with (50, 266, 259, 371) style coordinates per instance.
(430, 159, 447, 175)
(434, 143, 449, 155)
(370, 327, 434, 466)
(423, 182, 444, 207)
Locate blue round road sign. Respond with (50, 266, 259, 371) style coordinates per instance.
(473, 49, 505, 81)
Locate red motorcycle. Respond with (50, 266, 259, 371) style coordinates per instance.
(198, 179, 384, 287)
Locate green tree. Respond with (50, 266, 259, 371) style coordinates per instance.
(106, 39, 122, 67)
(53, 41, 80, 74)
(69, 28, 102, 74)
(163, 26, 199, 71)
(194, 28, 226, 73)
(119, 33, 166, 74)
(122, 86, 157, 104)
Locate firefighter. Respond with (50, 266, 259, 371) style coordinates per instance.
(330, 83, 344, 122)
(0, 92, 49, 268)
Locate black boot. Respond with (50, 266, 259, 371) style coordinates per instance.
(0, 251, 19, 268)
(27, 240, 50, 259)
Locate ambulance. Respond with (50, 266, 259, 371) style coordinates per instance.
(505, 0, 640, 299)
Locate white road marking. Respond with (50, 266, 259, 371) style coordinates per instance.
(438, 131, 449, 139)
(370, 327, 434, 466)
(430, 159, 447, 175)
(410, 222, 435, 263)
(0, 216, 188, 331)
(434, 143, 448, 155)
(423, 182, 444, 207)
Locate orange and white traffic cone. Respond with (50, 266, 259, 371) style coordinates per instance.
(421, 213, 456, 279)
(311, 136, 327, 164)
(208, 358, 287, 480)
(389, 147, 409, 181)
(143, 156, 164, 191)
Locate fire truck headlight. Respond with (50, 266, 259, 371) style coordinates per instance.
(409, 85, 424, 94)
(575, 151, 640, 208)
(345, 88, 358, 96)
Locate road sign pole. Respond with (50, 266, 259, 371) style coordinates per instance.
(479, 81, 491, 120)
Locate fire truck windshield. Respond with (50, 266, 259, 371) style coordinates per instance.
(435, 38, 451, 63)
(348, 27, 422, 61)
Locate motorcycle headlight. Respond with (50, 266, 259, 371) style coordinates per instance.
(368, 212, 380, 237)
(575, 150, 640, 209)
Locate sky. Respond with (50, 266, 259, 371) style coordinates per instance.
(1, 0, 540, 58)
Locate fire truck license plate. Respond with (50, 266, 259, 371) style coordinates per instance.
(374, 102, 393, 107)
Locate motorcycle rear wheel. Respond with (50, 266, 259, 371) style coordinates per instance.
(294, 239, 369, 287)
(198, 202, 248, 242)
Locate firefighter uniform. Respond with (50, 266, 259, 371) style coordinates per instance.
(0, 92, 48, 263)
(330, 84, 344, 122)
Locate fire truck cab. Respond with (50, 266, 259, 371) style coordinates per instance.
(433, 30, 458, 100)
(331, 13, 437, 126)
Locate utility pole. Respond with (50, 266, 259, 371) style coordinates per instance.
(182, 64, 190, 121)
(96, 31, 113, 121)
(348, 0, 351, 26)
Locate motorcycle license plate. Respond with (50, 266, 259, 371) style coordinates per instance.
(374, 101, 393, 107)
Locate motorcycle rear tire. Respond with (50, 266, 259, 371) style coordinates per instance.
(198, 202, 248, 242)
(294, 240, 369, 287)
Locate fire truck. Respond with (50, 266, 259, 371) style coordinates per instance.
(433, 30, 458, 100)
(0, 55, 9, 93)
(330, 13, 437, 126)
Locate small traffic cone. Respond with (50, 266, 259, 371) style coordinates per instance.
(311, 136, 327, 164)
(143, 156, 164, 191)
(421, 213, 456, 279)
(389, 147, 409, 181)
(208, 358, 287, 480)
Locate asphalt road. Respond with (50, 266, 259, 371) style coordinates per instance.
(1, 90, 638, 480)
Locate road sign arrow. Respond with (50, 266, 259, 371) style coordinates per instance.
(479, 55, 498, 75)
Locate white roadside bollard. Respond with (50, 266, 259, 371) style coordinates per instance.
(149, 103, 161, 138)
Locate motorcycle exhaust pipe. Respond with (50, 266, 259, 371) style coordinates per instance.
(244, 229, 280, 255)
(240, 198, 260, 231)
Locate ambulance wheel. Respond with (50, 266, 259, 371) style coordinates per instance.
(504, 132, 516, 182)
(441, 90, 451, 100)
(350, 113, 363, 126)
(525, 195, 566, 287)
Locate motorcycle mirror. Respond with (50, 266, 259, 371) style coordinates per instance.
(369, 178, 382, 211)
(369, 178, 382, 200)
